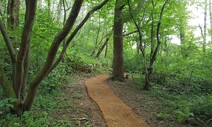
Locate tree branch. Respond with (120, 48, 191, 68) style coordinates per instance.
(127, 0, 146, 57)
(24, 0, 84, 110)
(0, 17, 16, 64)
(150, 0, 168, 66)
(49, 0, 110, 73)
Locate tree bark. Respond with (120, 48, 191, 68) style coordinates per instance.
(48, 0, 110, 74)
(24, 0, 83, 110)
(24, 0, 109, 111)
(112, 0, 125, 79)
(15, 0, 37, 99)
(7, 0, 20, 30)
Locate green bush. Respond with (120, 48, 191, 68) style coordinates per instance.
(191, 95, 212, 124)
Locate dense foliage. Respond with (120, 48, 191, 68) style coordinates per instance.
(0, 0, 211, 126)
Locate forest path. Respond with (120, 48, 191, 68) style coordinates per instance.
(85, 74, 149, 127)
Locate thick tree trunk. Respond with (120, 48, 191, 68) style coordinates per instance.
(112, 0, 124, 79)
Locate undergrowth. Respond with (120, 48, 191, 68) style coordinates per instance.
(0, 60, 95, 127)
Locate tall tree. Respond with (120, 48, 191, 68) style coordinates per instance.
(112, 0, 126, 79)
(203, 0, 207, 52)
(128, 0, 168, 90)
(209, 0, 212, 43)
(0, 0, 109, 115)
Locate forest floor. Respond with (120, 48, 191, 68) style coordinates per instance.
(85, 74, 148, 127)
(61, 73, 196, 127)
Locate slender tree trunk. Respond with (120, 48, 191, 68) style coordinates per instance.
(96, 37, 109, 58)
(7, 0, 20, 30)
(145, 1, 156, 90)
(57, 0, 62, 22)
(209, 0, 212, 43)
(145, 0, 168, 90)
(179, 9, 186, 57)
(104, 39, 108, 58)
(203, 0, 207, 53)
(112, 0, 125, 79)
(150, 10, 155, 59)
(7, 0, 20, 88)
(14, 0, 37, 100)
(91, 16, 101, 56)
(21, 45, 30, 100)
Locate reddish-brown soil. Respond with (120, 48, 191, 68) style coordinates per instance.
(85, 74, 149, 127)
(58, 73, 197, 127)
(57, 74, 106, 127)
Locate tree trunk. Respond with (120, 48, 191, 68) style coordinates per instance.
(0, 0, 110, 115)
(14, 0, 37, 100)
(210, 0, 212, 43)
(91, 16, 101, 57)
(7, 0, 20, 88)
(145, 0, 168, 90)
(144, 67, 153, 90)
(7, 0, 20, 30)
(179, 16, 187, 57)
(24, 0, 109, 111)
(24, 0, 83, 110)
(203, 0, 207, 53)
(96, 37, 109, 58)
(112, 0, 124, 79)
(104, 39, 108, 58)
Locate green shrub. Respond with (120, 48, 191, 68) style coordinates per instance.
(191, 95, 212, 124)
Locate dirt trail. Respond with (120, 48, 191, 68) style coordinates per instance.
(85, 75, 149, 127)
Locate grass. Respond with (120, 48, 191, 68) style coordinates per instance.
(132, 74, 212, 126)
(0, 74, 93, 127)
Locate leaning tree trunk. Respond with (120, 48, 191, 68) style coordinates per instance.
(96, 37, 109, 58)
(0, 0, 110, 115)
(112, 0, 124, 79)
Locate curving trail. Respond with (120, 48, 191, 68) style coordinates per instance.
(85, 75, 149, 127)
